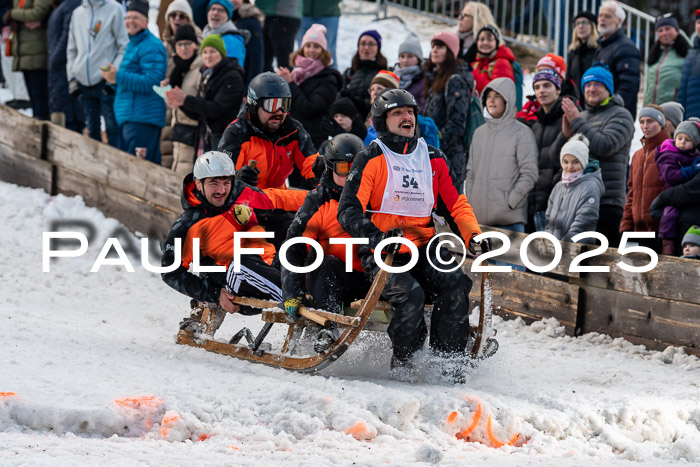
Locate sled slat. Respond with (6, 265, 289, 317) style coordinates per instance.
(233, 297, 361, 327)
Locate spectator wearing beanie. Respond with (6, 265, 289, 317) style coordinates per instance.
(566, 11, 598, 94)
(470, 25, 516, 96)
(162, 24, 203, 176)
(297, 0, 341, 68)
(276, 23, 342, 148)
(561, 64, 634, 246)
(644, 13, 688, 106)
(423, 30, 473, 187)
(660, 102, 684, 133)
(392, 33, 426, 109)
(363, 71, 399, 144)
(162, 0, 203, 77)
(339, 30, 388, 117)
(232, 0, 265, 86)
(620, 104, 670, 252)
(681, 225, 700, 259)
(518, 54, 574, 126)
(527, 68, 567, 233)
(160, 4, 202, 168)
(203, 0, 249, 68)
(104, 0, 167, 164)
(678, 9, 700, 119)
(545, 133, 604, 243)
(319, 97, 367, 153)
(654, 119, 700, 254)
(165, 33, 245, 153)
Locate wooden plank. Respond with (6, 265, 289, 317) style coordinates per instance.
(464, 260, 579, 335)
(0, 143, 53, 192)
(581, 286, 700, 353)
(54, 166, 178, 239)
(0, 105, 42, 156)
(46, 124, 181, 213)
(576, 249, 700, 304)
(235, 297, 360, 327)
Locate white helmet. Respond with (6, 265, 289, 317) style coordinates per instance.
(193, 151, 235, 180)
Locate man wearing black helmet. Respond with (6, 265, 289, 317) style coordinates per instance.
(337, 88, 492, 380)
(218, 71, 322, 190)
(281, 134, 371, 353)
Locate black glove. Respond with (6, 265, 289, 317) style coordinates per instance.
(312, 156, 326, 179)
(381, 228, 403, 255)
(468, 235, 492, 256)
(69, 80, 81, 98)
(236, 164, 260, 186)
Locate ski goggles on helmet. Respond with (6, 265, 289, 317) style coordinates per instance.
(260, 97, 291, 113)
(328, 160, 352, 176)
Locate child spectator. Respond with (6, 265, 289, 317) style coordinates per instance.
(546, 134, 604, 243)
(681, 225, 700, 259)
(655, 120, 700, 254)
(319, 97, 367, 153)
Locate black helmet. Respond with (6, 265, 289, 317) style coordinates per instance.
(370, 88, 418, 132)
(247, 72, 292, 113)
(325, 134, 364, 176)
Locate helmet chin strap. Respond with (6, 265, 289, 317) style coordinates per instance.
(378, 130, 417, 145)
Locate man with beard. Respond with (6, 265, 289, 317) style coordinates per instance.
(592, 0, 641, 118)
(337, 89, 493, 382)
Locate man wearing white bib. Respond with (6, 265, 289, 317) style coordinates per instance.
(338, 89, 491, 381)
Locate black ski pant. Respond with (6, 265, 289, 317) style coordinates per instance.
(307, 256, 371, 314)
(225, 255, 282, 314)
(361, 242, 472, 361)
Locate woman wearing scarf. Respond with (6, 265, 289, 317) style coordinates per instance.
(164, 24, 203, 176)
(545, 134, 604, 243)
(392, 33, 425, 110)
(276, 23, 342, 148)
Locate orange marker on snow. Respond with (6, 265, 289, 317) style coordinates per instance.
(456, 403, 482, 440)
(486, 415, 518, 448)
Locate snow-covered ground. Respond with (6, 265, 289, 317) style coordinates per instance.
(1, 8, 697, 466)
(2, 181, 700, 466)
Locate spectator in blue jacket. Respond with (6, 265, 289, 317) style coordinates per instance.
(47, 0, 83, 132)
(202, 0, 248, 68)
(102, 0, 167, 164)
(678, 9, 700, 119)
(67, 0, 127, 147)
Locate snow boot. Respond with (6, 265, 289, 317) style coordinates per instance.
(313, 325, 339, 353)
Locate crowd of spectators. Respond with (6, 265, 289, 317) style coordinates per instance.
(2, 0, 700, 259)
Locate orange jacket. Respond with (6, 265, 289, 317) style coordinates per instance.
(337, 137, 482, 253)
(219, 108, 319, 189)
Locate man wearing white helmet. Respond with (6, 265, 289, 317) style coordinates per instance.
(161, 151, 306, 323)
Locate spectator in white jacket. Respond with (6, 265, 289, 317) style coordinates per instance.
(67, 0, 128, 147)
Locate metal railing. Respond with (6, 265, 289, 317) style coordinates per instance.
(375, 1, 657, 60)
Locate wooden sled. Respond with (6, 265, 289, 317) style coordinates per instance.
(175, 254, 496, 373)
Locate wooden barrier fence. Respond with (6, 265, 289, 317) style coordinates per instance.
(1, 104, 698, 356)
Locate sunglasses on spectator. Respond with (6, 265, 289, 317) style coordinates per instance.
(329, 160, 352, 176)
(261, 97, 291, 113)
(169, 12, 187, 19)
(458, 13, 473, 20)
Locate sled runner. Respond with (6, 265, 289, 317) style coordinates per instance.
(175, 255, 497, 373)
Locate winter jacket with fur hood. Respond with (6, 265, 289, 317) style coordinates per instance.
(466, 77, 538, 226)
(569, 93, 634, 209)
(546, 160, 605, 243)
